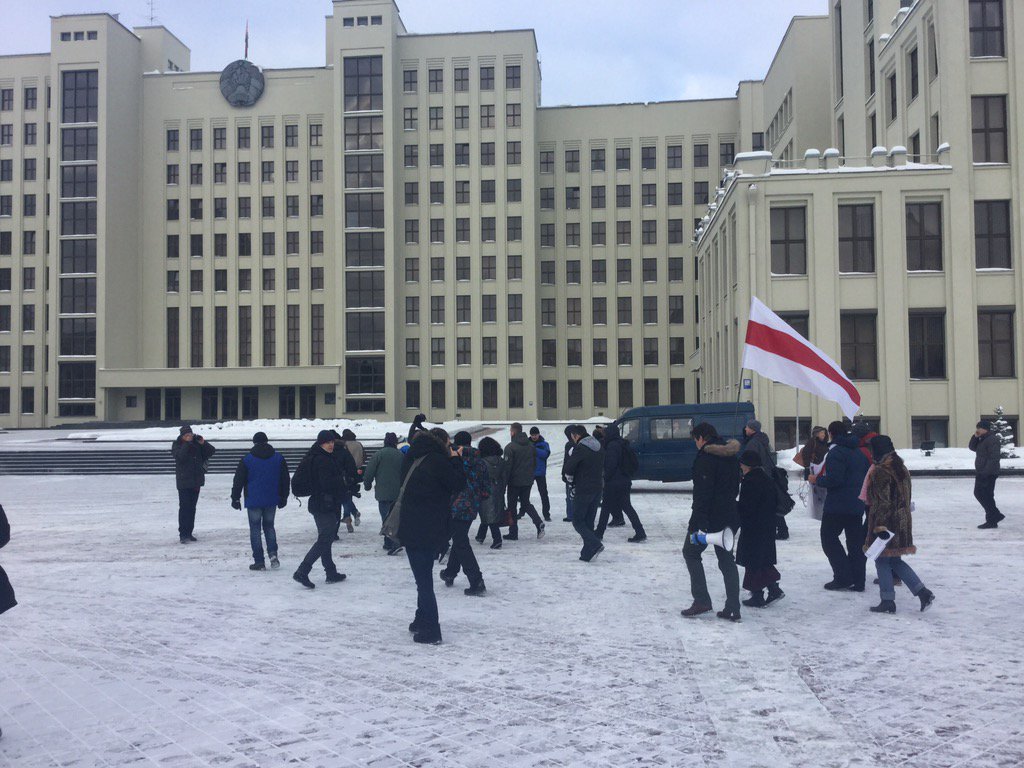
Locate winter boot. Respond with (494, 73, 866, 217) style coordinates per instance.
(917, 588, 935, 612)
(537, 523, 546, 539)
(869, 600, 897, 614)
(681, 602, 713, 618)
(489, 540, 502, 549)
(408, 618, 421, 634)
(464, 580, 486, 596)
(742, 590, 767, 608)
(627, 533, 647, 543)
(716, 609, 742, 622)
(766, 584, 786, 605)
(440, 571, 456, 587)
(293, 571, 315, 589)
(413, 628, 443, 645)
(269, 555, 280, 570)
(249, 562, 266, 571)
(325, 572, 347, 584)
(824, 580, 853, 591)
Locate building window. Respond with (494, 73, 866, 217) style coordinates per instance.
(480, 105, 495, 129)
(642, 220, 657, 245)
(906, 202, 943, 271)
(506, 103, 521, 128)
(909, 312, 946, 379)
(617, 185, 631, 208)
(616, 147, 631, 171)
(480, 66, 494, 90)
(618, 380, 634, 408)
(975, 200, 1012, 269)
(969, 0, 1005, 57)
(641, 146, 657, 170)
(642, 184, 657, 207)
(565, 149, 580, 173)
(911, 418, 949, 449)
(978, 309, 1015, 377)
(454, 67, 468, 92)
(617, 297, 632, 324)
(592, 222, 606, 247)
(428, 68, 443, 92)
(592, 148, 606, 171)
(719, 142, 735, 167)
(887, 72, 897, 123)
(343, 56, 383, 111)
(404, 144, 418, 167)
(542, 380, 557, 408)
(262, 307, 276, 366)
(643, 296, 658, 325)
(62, 70, 98, 123)
(770, 207, 807, 275)
(403, 69, 418, 93)
(509, 380, 524, 409)
(840, 313, 878, 380)
(908, 47, 919, 101)
(693, 144, 708, 167)
(506, 64, 521, 89)
(971, 95, 1008, 163)
(539, 150, 554, 173)
(567, 298, 582, 326)
(566, 186, 580, 210)
(694, 182, 709, 205)
(617, 221, 631, 246)
(838, 204, 875, 273)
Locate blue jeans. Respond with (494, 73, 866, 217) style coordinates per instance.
(378, 500, 396, 548)
(343, 496, 359, 520)
(406, 547, 439, 633)
(875, 556, 925, 601)
(247, 506, 278, 563)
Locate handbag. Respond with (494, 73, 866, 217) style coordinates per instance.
(380, 457, 426, 545)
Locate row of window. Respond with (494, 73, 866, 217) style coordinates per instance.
(403, 103, 523, 130)
(0, 305, 38, 331)
(540, 182, 691, 209)
(0, 87, 38, 111)
(166, 159, 325, 186)
(166, 266, 326, 294)
(0, 268, 37, 291)
(164, 231, 325, 259)
(166, 124, 324, 152)
(539, 144, 732, 174)
(0, 158, 40, 182)
(403, 64, 522, 95)
(400, 293, 683, 327)
(400, 254, 689, 284)
(0, 123, 39, 146)
(166, 194, 326, 220)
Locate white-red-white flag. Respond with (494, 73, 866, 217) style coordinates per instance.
(742, 296, 861, 419)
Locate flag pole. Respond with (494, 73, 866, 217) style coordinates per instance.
(795, 387, 800, 447)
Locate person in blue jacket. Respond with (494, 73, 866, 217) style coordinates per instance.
(231, 431, 290, 571)
(811, 420, 871, 592)
(529, 427, 552, 522)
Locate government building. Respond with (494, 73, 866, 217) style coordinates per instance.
(0, 0, 1019, 450)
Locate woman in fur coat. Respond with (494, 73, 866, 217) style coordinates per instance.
(863, 435, 935, 614)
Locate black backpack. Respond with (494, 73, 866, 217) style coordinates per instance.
(291, 452, 315, 498)
(622, 440, 640, 478)
(774, 466, 796, 515)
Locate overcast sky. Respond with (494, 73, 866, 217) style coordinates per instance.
(2, 0, 827, 105)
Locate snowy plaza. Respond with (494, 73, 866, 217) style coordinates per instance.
(1, 439, 1022, 768)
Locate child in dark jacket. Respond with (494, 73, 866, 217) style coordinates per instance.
(737, 451, 784, 608)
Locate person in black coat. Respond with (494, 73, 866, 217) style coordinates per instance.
(399, 429, 467, 645)
(292, 430, 349, 589)
(407, 413, 429, 443)
(682, 422, 742, 622)
(0, 504, 15, 617)
(736, 451, 784, 608)
(170, 424, 216, 543)
(595, 423, 647, 543)
(563, 425, 605, 561)
(561, 425, 576, 523)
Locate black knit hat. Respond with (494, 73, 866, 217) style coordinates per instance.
(977, 420, 993, 431)
(316, 429, 335, 445)
(252, 431, 268, 444)
(453, 430, 473, 447)
(179, 424, 193, 435)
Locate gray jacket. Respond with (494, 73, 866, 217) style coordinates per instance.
(503, 432, 537, 487)
(969, 431, 1001, 476)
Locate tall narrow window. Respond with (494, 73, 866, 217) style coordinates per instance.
(975, 200, 1011, 269)
(969, 0, 1005, 57)
(190, 307, 203, 368)
(906, 202, 943, 271)
(838, 204, 875, 273)
(971, 95, 1007, 163)
(770, 207, 807, 275)
(909, 312, 946, 379)
(166, 308, 179, 368)
(978, 309, 1014, 377)
(840, 313, 878, 380)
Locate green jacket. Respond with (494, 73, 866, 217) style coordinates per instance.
(363, 446, 404, 502)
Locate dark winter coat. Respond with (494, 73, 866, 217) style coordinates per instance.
(331, 444, 359, 498)
(0, 504, 15, 616)
(503, 432, 537, 487)
(742, 430, 775, 470)
(532, 437, 551, 478)
(451, 446, 491, 522)
(171, 437, 216, 490)
(601, 424, 632, 489)
(307, 445, 348, 516)
(480, 454, 508, 525)
(231, 443, 290, 509)
(397, 434, 466, 552)
(363, 446, 404, 502)
(864, 454, 916, 557)
(688, 438, 741, 534)
(969, 431, 1001, 476)
(736, 467, 778, 570)
(407, 414, 428, 443)
(561, 440, 574, 485)
(563, 436, 604, 500)
(816, 435, 870, 516)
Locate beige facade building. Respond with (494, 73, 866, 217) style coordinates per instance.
(0, 0, 1018, 440)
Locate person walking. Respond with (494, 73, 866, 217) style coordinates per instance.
(529, 427, 552, 522)
(363, 432, 405, 553)
(475, 436, 507, 548)
(230, 431, 290, 571)
(736, 451, 784, 608)
(441, 431, 489, 595)
(329, 431, 359, 534)
(812, 421, 870, 592)
(339, 429, 364, 529)
(0, 503, 15, 740)
(863, 435, 935, 614)
(399, 429, 467, 645)
(293, 430, 349, 589)
(742, 419, 789, 540)
(681, 422, 742, 622)
(503, 423, 544, 539)
(561, 425, 575, 523)
(595, 423, 647, 542)
(171, 425, 216, 543)
(563, 425, 605, 562)
(970, 420, 1004, 529)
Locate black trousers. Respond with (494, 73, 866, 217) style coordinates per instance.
(820, 514, 867, 588)
(177, 488, 200, 537)
(298, 510, 340, 577)
(475, 520, 503, 544)
(533, 476, 551, 517)
(407, 547, 439, 633)
(443, 518, 483, 585)
(596, 483, 644, 539)
(974, 475, 1003, 522)
(508, 484, 543, 535)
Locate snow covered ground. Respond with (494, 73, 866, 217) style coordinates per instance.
(1, 463, 1022, 766)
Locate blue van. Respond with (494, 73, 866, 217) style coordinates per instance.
(613, 402, 755, 482)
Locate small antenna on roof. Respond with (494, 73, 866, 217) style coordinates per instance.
(147, 0, 158, 24)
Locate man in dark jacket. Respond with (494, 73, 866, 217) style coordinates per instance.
(563, 425, 605, 561)
(400, 429, 467, 645)
(407, 413, 429, 443)
(171, 425, 216, 543)
(504, 423, 544, 539)
(441, 431, 488, 595)
(742, 418, 789, 540)
(560, 425, 576, 523)
(682, 422, 742, 622)
(293, 430, 349, 589)
(529, 427, 552, 522)
(231, 431, 290, 571)
(595, 423, 647, 542)
(812, 421, 870, 591)
(331, 431, 360, 534)
(970, 420, 1004, 529)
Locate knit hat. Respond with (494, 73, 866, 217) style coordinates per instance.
(341, 429, 356, 441)
(478, 436, 502, 457)
(383, 432, 399, 448)
(739, 449, 762, 467)
(453, 430, 473, 447)
(252, 431, 268, 444)
(746, 419, 762, 432)
(977, 420, 993, 431)
(852, 421, 873, 439)
(179, 424, 193, 436)
(316, 429, 335, 445)
(869, 434, 896, 462)
(529, 426, 540, 436)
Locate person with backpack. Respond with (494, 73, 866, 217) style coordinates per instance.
(440, 431, 489, 595)
(563, 425, 605, 562)
(529, 427, 552, 522)
(292, 430, 349, 589)
(398, 429, 467, 645)
(595, 423, 646, 542)
(475, 436, 507, 548)
(503, 423, 544, 540)
(230, 431, 290, 571)
(170, 425, 216, 543)
(0, 503, 15, 740)
(736, 450, 784, 608)
(363, 432, 405, 553)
